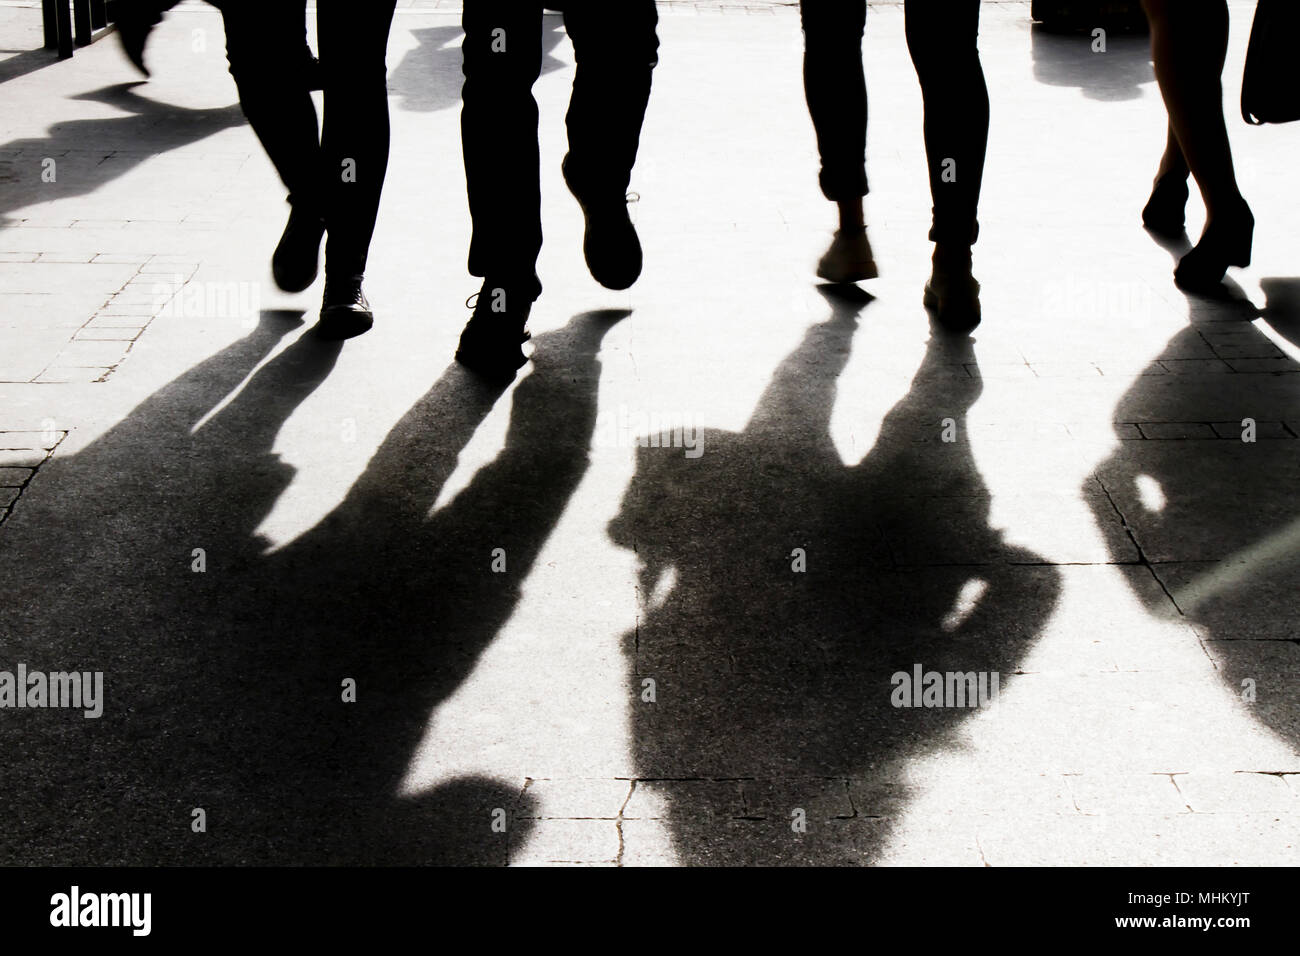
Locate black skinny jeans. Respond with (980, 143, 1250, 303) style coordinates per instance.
(461, 1, 660, 295)
(134, 0, 396, 278)
(800, 0, 989, 247)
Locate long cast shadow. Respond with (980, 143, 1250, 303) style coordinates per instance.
(0, 83, 243, 228)
(610, 288, 1062, 864)
(0, 309, 626, 864)
(1089, 278, 1300, 754)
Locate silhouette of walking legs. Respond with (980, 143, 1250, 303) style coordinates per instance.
(456, 1, 658, 382)
(1139, 0, 1254, 290)
(114, 1, 397, 336)
(215, 3, 326, 296)
(800, 0, 876, 284)
(113, 2, 326, 295)
(314, 0, 399, 338)
(905, 0, 988, 333)
(799, 1, 988, 332)
(461, 3, 546, 306)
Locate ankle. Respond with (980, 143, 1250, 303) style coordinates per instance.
(836, 199, 865, 232)
(932, 244, 972, 272)
(1206, 196, 1252, 224)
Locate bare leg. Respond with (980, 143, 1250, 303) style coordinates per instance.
(1142, 0, 1245, 220)
(1142, 0, 1253, 286)
(1156, 122, 1189, 182)
(1142, 122, 1191, 236)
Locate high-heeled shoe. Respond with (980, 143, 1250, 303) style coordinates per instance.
(1174, 205, 1254, 292)
(1141, 172, 1189, 239)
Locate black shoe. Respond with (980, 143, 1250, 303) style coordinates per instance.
(923, 267, 981, 335)
(1174, 203, 1254, 292)
(272, 203, 325, 293)
(317, 275, 373, 339)
(1142, 172, 1189, 239)
(562, 156, 642, 291)
(454, 280, 534, 382)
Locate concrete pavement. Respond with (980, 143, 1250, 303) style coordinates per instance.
(0, 1, 1297, 865)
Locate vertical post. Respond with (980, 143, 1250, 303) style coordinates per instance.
(56, 0, 74, 58)
(74, 0, 92, 46)
(42, 0, 59, 49)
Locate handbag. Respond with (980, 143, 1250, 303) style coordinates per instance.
(1241, 0, 1300, 125)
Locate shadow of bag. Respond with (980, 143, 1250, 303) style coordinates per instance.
(1242, 0, 1300, 125)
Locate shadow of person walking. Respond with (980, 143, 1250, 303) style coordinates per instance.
(1089, 281, 1300, 756)
(609, 287, 1062, 864)
(0, 309, 628, 864)
(387, 20, 568, 115)
(0, 82, 245, 228)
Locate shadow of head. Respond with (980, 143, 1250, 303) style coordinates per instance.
(608, 293, 1058, 864)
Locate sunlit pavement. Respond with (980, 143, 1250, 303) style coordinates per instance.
(0, 1, 1296, 865)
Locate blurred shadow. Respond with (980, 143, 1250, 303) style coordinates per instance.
(0, 47, 61, 86)
(1260, 278, 1300, 351)
(0, 82, 243, 228)
(1031, 25, 1153, 101)
(1089, 282, 1300, 756)
(610, 287, 1062, 864)
(0, 309, 627, 863)
(388, 19, 567, 114)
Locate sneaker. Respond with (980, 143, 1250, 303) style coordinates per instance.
(454, 280, 534, 382)
(562, 156, 642, 291)
(816, 227, 879, 284)
(272, 202, 325, 293)
(317, 275, 373, 339)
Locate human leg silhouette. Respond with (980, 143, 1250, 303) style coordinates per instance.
(904, 0, 988, 333)
(560, 0, 660, 291)
(115, 1, 327, 294)
(1140, 0, 1253, 290)
(799, 0, 877, 284)
(457, 2, 546, 380)
(216, 1, 326, 295)
(315, 0, 399, 338)
(1142, 123, 1191, 237)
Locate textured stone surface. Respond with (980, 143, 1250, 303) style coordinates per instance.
(0, 1, 1294, 866)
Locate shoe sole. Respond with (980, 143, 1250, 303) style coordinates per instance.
(817, 259, 879, 284)
(273, 264, 319, 295)
(923, 282, 981, 333)
(316, 310, 373, 340)
(454, 346, 527, 383)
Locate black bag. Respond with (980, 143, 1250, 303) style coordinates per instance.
(1242, 0, 1300, 125)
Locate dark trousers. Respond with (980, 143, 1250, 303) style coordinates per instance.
(461, 1, 660, 294)
(800, 0, 989, 246)
(129, 0, 396, 277)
